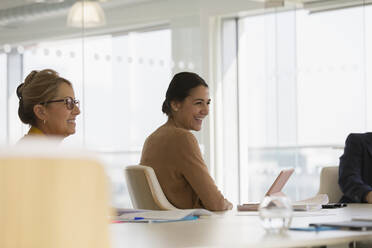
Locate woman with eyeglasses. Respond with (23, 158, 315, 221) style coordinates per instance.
(140, 72, 232, 211)
(16, 69, 80, 140)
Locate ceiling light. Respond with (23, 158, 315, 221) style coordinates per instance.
(249, 0, 284, 8)
(66, 1, 106, 28)
(3, 44, 12, 53)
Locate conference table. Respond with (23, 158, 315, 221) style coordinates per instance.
(110, 204, 372, 248)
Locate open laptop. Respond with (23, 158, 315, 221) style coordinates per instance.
(237, 168, 294, 211)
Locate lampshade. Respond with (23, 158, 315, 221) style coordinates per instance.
(67, 1, 106, 28)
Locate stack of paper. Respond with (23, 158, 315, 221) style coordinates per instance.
(115, 209, 213, 223)
(292, 194, 329, 211)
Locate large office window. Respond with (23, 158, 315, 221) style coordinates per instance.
(220, 5, 372, 203)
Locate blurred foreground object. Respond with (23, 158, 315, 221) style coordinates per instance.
(0, 138, 111, 248)
(259, 195, 293, 234)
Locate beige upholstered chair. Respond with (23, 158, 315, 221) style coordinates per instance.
(317, 166, 343, 203)
(0, 141, 111, 248)
(124, 165, 177, 210)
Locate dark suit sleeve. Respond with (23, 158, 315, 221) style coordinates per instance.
(339, 134, 372, 203)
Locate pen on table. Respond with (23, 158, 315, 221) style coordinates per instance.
(310, 224, 320, 233)
(112, 220, 126, 223)
(322, 203, 348, 209)
(333, 203, 347, 208)
(134, 217, 153, 223)
(111, 217, 151, 223)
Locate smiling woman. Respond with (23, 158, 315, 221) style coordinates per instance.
(140, 72, 232, 211)
(16, 69, 80, 140)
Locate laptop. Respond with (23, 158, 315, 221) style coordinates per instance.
(237, 168, 294, 211)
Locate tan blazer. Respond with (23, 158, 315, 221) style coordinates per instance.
(140, 120, 232, 211)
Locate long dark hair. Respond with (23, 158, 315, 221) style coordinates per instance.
(162, 72, 208, 116)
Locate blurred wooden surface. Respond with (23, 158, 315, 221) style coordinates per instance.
(0, 156, 111, 248)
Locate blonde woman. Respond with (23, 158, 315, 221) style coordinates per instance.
(17, 69, 80, 140)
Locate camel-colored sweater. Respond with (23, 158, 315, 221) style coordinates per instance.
(140, 120, 232, 211)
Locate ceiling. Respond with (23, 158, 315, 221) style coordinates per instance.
(0, 0, 365, 31)
(0, 0, 30, 10)
(0, 0, 158, 10)
(0, 0, 162, 28)
(0, 0, 177, 45)
(3, 0, 364, 46)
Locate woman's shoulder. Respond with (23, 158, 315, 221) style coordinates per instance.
(21, 126, 44, 138)
(346, 133, 372, 143)
(27, 126, 44, 135)
(148, 123, 196, 144)
(342, 133, 372, 153)
(17, 126, 45, 143)
(166, 125, 196, 141)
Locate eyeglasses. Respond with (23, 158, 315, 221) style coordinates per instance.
(40, 96, 80, 110)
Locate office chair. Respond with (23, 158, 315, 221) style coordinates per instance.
(317, 166, 343, 203)
(0, 142, 111, 248)
(124, 165, 178, 210)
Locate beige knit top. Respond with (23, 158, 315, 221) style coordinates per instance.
(140, 120, 232, 211)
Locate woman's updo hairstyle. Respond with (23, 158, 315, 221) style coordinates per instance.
(162, 72, 208, 116)
(16, 69, 72, 126)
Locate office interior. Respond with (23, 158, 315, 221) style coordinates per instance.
(1, 0, 371, 209)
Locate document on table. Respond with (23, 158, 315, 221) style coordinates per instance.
(309, 220, 372, 231)
(237, 194, 329, 213)
(292, 194, 329, 211)
(115, 208, 149, 215)
(352, 217, 372, 222)
(116, 209, 213, 222)
(236, 209, 337, 217)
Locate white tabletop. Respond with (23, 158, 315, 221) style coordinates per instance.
(110, 204, 372, 248)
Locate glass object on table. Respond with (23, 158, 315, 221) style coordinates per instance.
(259, 195, 293, 234)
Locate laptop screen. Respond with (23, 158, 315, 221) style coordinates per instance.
(265, 168, 294, 196)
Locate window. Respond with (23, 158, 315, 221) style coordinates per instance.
(220, 5, 371, 203)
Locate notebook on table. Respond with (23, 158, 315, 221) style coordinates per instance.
(115, 209, 213, 223)
(309, 220, 372, 231)
(237, 168, 294, 211)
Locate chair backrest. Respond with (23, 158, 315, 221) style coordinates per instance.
(124, 165, 177, 210)
(0, 143, 111, 248)
(317, 166, 343, 203)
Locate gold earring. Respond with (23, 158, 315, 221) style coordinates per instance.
(43, 119, 46, 125)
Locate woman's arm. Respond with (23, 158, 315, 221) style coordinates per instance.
(176, 131, 232, 211)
